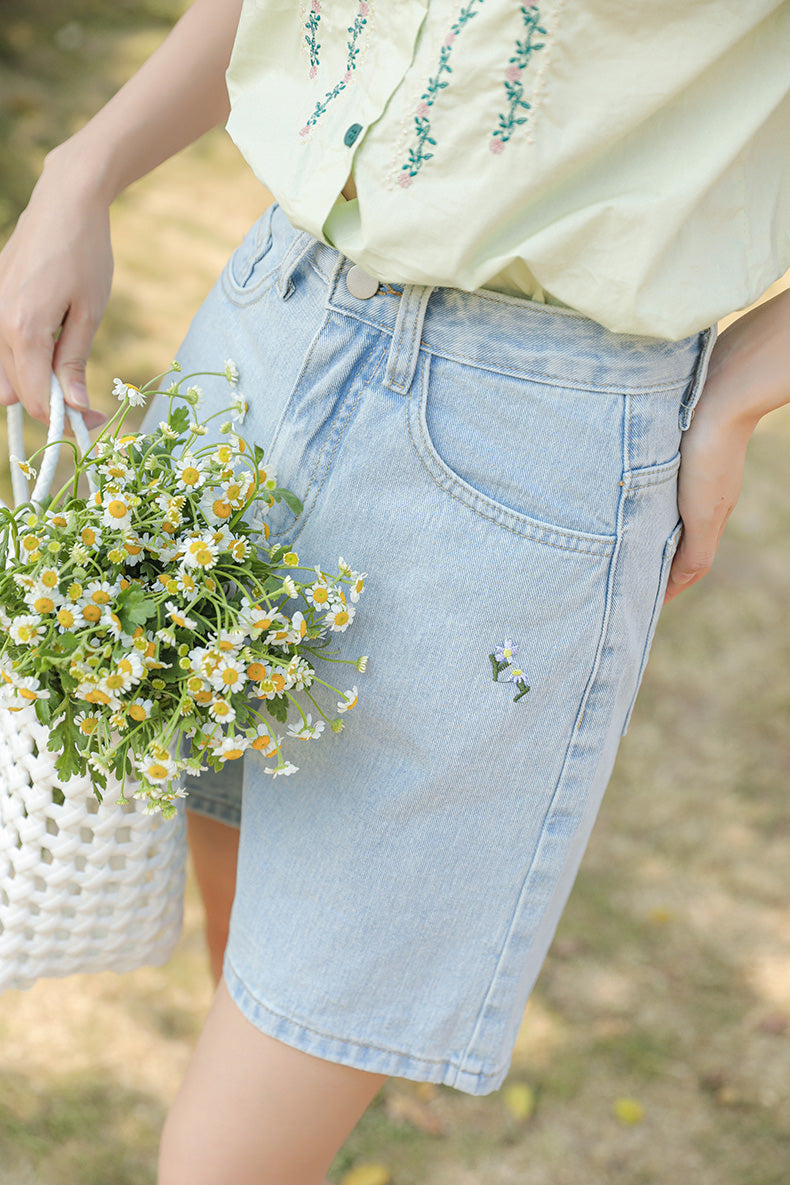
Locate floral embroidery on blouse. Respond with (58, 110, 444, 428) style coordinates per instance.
(397, 0, 486, 186)
(490, 5, 546, 153)
(299, 1, 370, 136)
(303, 0, 322, 79)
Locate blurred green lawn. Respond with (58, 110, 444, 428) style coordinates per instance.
(1, 6, 789, 1184)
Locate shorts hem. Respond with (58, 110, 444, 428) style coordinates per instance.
(223, 956, 508, 1096)
(183, 790, 241, 828)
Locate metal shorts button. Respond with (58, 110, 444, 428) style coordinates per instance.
(346, 264, 379, 300)
(344, 123, 363, 147)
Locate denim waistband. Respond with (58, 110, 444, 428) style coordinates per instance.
(270, 203, 716, 425)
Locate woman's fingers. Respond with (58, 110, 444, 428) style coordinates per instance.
(53, 303, 107, 429)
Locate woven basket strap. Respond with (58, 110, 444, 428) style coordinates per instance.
(4, 374, 96, 512)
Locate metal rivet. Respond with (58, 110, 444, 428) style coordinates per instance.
(346, 265, 379, 300)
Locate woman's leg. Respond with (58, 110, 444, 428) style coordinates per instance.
(158, 978, 387, 1185)
(186, 809, 239, 985)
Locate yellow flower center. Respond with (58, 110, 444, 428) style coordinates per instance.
(18, 687, 38, 701)
(84, 689, 111, 705)
(91, 590, 111, 605)
(222, 669, 241, 686)
(147, 763, 169, 781)
(212, 499, 233, 520)
(33, 596, 55, 614)
(81, 528, 98, 545)
(182, 467, 200, 486)
(129, 704, 147, 721)
(312, 588, 329, 605)
(107, 500, 128, 520)
(41, 571, 58, 588)
(22, 536, 40, 552)
(333, 610, 350, 626)
(247, 662, 268, 681)
(79, 718, 99, 734)
(57, 609, 76, 628)
(105, 673, 125, 690)
(222, 748, 244, 761)
(82, 604, 102, 624)
(251, 735, 272, 751)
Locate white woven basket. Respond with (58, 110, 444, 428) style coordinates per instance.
(0, 377, 187, 993)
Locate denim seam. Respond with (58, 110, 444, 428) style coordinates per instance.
(183, 792, 240, 826)
(251, 301, 335, 528)
(271, 335, 388, 545)
(420, 344, 691, 395)
(457, 398, 628, 1071)
(221, 263, 280, 308)
(408, 353, 616, 556)
(226, 954, 504, 1082)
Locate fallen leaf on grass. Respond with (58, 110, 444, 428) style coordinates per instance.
(385, 1091, 444, 1135)
(339, 1165, 392, 1185)
(502, 1082, 536, 1122)
(613, 1097, 645, 1125)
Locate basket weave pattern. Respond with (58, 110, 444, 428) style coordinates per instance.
(0, 705, 186, 992)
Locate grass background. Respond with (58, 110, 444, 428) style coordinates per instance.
(1, 5, 789, 1183)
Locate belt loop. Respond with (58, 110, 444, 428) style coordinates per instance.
(383, 284, 434, 394)
(679, 323, 718, 431)
(276, 230, 318, 301)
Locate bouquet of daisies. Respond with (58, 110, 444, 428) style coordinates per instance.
(0, 363, 366, 816)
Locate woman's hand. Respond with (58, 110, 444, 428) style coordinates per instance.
(0, 156, 113, 429)
(665, 286, 790, 602)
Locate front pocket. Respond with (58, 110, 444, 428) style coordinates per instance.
(221, 205, 278, 305)
(407, 352, 622, 554)
(620, 518, 683, 735)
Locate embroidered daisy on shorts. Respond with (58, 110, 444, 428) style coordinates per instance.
(490, 639, 531, 702)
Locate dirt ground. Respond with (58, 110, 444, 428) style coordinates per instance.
(0, 7, 788, 1184)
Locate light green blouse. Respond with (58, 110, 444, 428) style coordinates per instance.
(226, 0, 790, 340)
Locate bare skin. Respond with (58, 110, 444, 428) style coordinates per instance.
(0, 1, 788, 1179)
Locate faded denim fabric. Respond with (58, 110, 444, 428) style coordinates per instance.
(153, 202, 715, 1094)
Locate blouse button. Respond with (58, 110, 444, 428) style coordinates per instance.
(346, 265, 379, 300)
(344, 123, 363, 147)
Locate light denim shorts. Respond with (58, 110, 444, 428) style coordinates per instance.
(156, 201, 715, 1095)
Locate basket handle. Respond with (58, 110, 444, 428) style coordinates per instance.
(4, 374, 96, 510)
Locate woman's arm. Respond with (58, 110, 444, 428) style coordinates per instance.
(665, 285, 790, 601)
(0, 0, 244, 424)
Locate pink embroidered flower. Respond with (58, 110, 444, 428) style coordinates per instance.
(311, 0, 321, 11)
(309, 64, 317, 79)
(359, 1, 369, 14)
(416, 101, 430, 118)
(489, 137, 505, 154)
(397, 173, 414, 188)
(299, 126, 311, 138)
(505, 64, 521, 83)
(444, 32, 456, 47)
(344, 70, 352, 83)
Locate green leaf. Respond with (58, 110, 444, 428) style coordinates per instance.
(266, 695, 289, 724)
(273, 488, 303, 516)
(168, 405, 191, 436)
(117, 584, 157, 631)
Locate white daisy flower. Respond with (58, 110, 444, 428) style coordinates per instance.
(113, 378, 146, 406)
(214, 735, 251, 762)
(224, 358, 239, 385)
(84, 579, 116, 607)
(9, 615, 45, 645)
(264, 761, 298, 777)
(165, 600, 198, 630)
(208, 697, 236, 723)
(182, 535, 219, 570)
(287, 714, 325, 741)
(138, 753, 178, 784)
(175, 454, 207, 492)
(11, 456, 36, 479)
(325, 603, 355, 632)
(208, 657, 247, 694)
(337, 686, 359, 713)
(230, 397, 248, 424)
(102, 493, 132, 532)
(127, 698, 154, 722)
